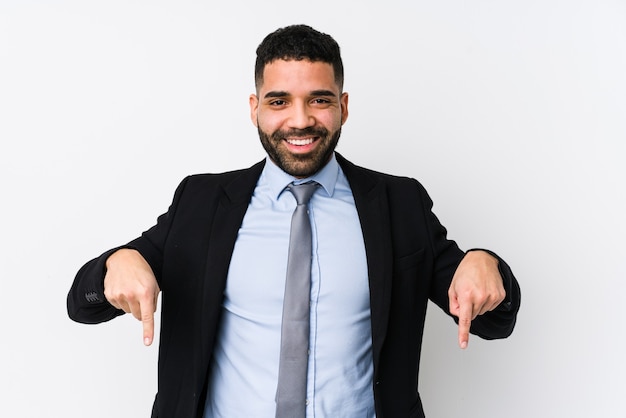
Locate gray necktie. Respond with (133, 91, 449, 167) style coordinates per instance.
(275, 182, 318, 418)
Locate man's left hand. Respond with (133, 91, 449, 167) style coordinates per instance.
(448, 250, 506, 349)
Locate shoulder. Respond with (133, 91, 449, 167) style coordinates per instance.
(164, 160, 265, 208)
(336, 153, 427, 195)
(176, 160, 265, 191)
(186, 160, 264, 184)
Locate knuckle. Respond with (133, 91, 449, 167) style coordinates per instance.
(473, 289, 487, 301)
(459, 316, 472, 326)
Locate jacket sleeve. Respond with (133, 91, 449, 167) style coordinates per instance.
(419, 181, 521, 340)
(66, 176, 191, 324)
(464, 248, 521, 339)
(66, 246, 128, 324)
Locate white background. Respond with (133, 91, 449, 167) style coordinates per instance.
(1, 1, 625, 417)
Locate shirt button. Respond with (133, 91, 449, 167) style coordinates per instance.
(305, 399, 309, 406)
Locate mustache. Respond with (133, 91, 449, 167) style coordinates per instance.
(270, 126, 329, 140)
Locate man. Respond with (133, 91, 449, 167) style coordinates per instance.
(68, 25, 520, 417)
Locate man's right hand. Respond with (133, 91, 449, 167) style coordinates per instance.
(104, 249, 160, 346)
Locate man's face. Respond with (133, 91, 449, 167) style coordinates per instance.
(250, 59, 349, 178)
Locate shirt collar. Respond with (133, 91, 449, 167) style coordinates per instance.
(263, 153, 340, 200)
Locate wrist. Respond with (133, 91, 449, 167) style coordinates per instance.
(105, 248, 140, 270)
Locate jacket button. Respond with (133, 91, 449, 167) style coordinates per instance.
(85, 291, 101, 303)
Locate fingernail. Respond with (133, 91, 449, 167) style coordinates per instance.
(144, 337, 151, 346)
(460, 341, 468, 349)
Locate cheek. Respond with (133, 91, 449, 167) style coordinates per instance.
(312, 111, 340, 130)
(257, 112, 283, 132)
(325, 113, 344, 130)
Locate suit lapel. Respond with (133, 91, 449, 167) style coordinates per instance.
(204, 158, 265, 283)
(199, 160, 265, 351)
(336, 154, 393, 374)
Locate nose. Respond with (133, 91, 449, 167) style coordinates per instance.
(288, 102, 315, 129)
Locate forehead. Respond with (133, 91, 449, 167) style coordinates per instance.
(259, 59, 339, 94)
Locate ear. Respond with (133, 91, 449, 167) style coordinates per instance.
(249, 94, 259, 127)
(340, 92, 349, 125)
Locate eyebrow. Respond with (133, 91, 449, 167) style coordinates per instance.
(263, 91, 289, 99)
(263, 89, 338, 99)
(310, 89, 337, 97)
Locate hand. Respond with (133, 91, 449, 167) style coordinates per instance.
(104, 249, 160, 346)
(448, 250, 506, 349)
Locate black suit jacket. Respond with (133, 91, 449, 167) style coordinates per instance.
(68, 154, 520, 418)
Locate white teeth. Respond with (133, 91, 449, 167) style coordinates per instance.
(286, 137, 314, 146)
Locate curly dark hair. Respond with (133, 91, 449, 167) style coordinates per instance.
(254, 24, 344, 91)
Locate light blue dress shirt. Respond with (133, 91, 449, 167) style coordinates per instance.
(204, 154, 375, 417)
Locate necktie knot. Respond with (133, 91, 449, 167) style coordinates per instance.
(287, 182, 319, 206)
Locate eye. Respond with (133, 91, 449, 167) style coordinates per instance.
(269, 99, 287, 106)
(311, 97, 334, 108)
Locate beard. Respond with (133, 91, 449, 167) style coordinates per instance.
(257, 124, 341, 178)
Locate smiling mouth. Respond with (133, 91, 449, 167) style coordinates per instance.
(285, 137, 316, 146)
